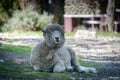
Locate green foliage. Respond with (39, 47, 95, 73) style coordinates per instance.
(2, 8, 53, 32)
(0, 3, 8, 19)
(0, 22, 3, 32)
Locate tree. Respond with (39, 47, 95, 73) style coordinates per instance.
(106, 0, 115, 31)
(0, 0, 15, 18)
(18, 0, 26, 10)
(26, 0, 41, 13)
(52, 0, 64, 24)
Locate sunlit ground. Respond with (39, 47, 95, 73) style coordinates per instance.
(0, 31, 120, 79)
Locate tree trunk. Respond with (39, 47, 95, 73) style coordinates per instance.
(26, 0, 41, 13)
(18, 0, 26, 10)
(52, 0, 59, 23)
(106, 0, 115, 31)
(52, 0, 64, 24)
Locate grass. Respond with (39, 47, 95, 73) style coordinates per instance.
(77, 55, 97, 68)
(16, 31, 43, 36)
(0, 56, 71, 79)
(0, 60, 71, 79)
(24, 71, 71, 79)
(0, 46, 70, 79)
(2, 30, 120, 38)
(0, 60, 23, 72)
(2, 38, 21, 43)
(0, 45, 33, 54)
(97, 31, 120, 37)
(0, 60, 99, 79)
(2, 31, 75, 37)
(65, 32, 75, 37)
(0, 45, 97, 79)
(16, 30, 75, 37)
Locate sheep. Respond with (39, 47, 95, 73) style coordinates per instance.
(30, 24, 97, 73)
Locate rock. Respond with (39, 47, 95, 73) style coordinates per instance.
(74, 30, 96, 40)
(65, 0, 100, 15)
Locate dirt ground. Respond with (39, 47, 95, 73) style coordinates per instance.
(0, 36, 120, 80)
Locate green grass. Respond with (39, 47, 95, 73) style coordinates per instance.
(2, 30, 120, 38)
(0, 45, 33, 54)
(0, 45, 97, 68)
(0, 45, 99, 79)
(2, 38, 20, 43)
(0, 59, 95, 80)
(18, 31, 43, 36)
(24, 71, 71, 80)
(0, 60, 22, 72)
(0, 60, 27, 78)
(65, 32, 75, 37)
(4, 31, 43, 37)
(2, 31, 75, 37)
(97, 31, 120, 37)
(0, 45, 96, 68)
(77, 55, 96, 67)
(0, 59, 71, 79)
(0, 60, 97, 79)
(0, 45, 72, 79)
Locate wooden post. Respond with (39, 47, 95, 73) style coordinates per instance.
(106, 0, 115, 32)
(91, 17, 94, 30)
(64, 17, 73, 32)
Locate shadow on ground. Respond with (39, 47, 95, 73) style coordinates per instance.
(0, 50, 120, 80)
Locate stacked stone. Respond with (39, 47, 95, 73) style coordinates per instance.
(64, 0, 100, 15)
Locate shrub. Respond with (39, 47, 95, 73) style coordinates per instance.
(2, 8, 53, 32)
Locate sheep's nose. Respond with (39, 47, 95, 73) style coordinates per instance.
(55, 37, 59, 42)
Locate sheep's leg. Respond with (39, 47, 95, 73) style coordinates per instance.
(66, 66, 74, 72)
(33, 65, 41, 71)
(65, 60, 74, 72)
(78, 66, 97, 73)
(67, 47, 84, 72)
(53, 61, 65, 72)
(67, 47, 97, 73)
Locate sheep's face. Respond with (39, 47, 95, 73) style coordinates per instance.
(43, 24, 65, 48)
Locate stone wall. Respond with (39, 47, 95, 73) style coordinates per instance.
(64, 0, 100, 15)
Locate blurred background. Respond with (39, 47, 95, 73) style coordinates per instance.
(0, 0, 120, 33)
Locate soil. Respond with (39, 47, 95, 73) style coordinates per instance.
(0, 36, 120, 80)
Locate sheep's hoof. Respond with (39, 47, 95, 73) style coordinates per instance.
(66, 66, 73, 72)
(33, 65, 41, 71)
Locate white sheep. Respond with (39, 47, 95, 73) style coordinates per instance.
(30, 24, 97, 73)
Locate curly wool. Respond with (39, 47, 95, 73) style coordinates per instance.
(30, 24, 97, 73)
